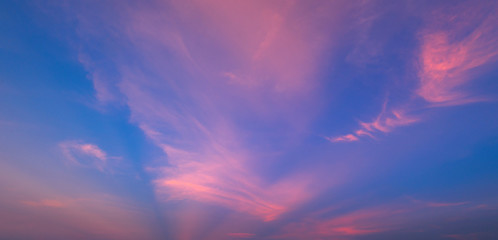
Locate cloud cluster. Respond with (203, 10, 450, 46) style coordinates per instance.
(328, 1, 498, 143)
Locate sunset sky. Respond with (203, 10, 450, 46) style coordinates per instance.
(1, 1, 498, 239)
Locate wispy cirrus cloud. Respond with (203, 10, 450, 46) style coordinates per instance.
(69, 0, 346, 221)
(36, 0, 498, 238)
(327, 101, 418, 142)
(59, 141, 118, 173)
(417, 2, 498, 105)
(325, 134, 359, 143)
(152, 142, 312, 221)
(328, 1, 498, 143)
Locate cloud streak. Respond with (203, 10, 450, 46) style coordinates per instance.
(327, 102, 418, 142)
(59, 141, 117, 172)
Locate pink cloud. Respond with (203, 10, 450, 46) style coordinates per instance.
(271, 196, 478, 239)
(327, 2, 498, 144)
(326, 105, 418, 143)
(59, 141, 117, 172)
(120, 76, 313, 220)
(158, 0, 341, 96)
(360, 109, 418, 133)
(416, 2, 498, 105)
(152, 142, 313, 221)
(70, 0, 349, 221)
(326, 134, 359, 143)
(117, 71, 319, 221)
(273, 208, 397, 239)
(78, 144, 107, 161)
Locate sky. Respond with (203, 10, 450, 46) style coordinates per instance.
(0, 0, 497, 239)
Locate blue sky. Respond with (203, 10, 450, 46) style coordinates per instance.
(1, 1, 498, 239)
